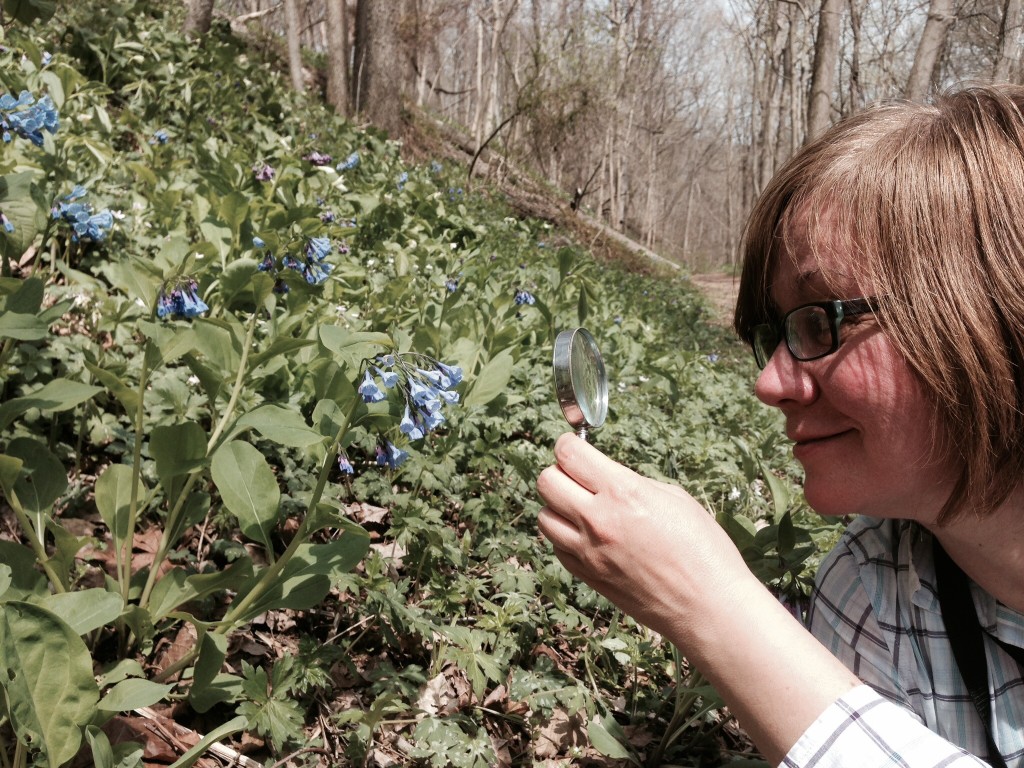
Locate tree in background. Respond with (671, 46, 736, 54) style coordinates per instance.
(184, 0, 216, 37)
(209, 0, 1024, 271)
(353, 0, 410, 137)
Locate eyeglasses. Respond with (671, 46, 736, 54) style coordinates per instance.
(751, 297, 879, 370)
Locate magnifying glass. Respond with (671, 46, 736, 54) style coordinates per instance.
(553, 327, 608, 441)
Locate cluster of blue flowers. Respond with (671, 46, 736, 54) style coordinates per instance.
(396, 171, 409, 190)
(1, 212, 14, 234)
(0, 91, 58, 146)
(52, 186, 115, 242)
(151, 129, 170, 145)
(255, 235, 335, 291)
(514, 288, 536, 306)
(156, 278, 209, 320)
(253, 163, 274, 182)
(445, 278, 459, 293)
(336, 152, 360, 172)
(346, 352, 463, 472)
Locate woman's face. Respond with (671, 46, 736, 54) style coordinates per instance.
(753, 213, 958, 522)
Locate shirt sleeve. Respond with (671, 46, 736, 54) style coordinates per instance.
(780, 685, 990, 768)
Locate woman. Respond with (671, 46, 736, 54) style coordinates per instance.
(537, 83, 1024, 767)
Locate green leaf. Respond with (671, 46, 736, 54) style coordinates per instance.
(0, 378, 101, 430)
(85, 362, 140, 415)
(318, 326, 392, 367)
(2, 276, 43, 314)
(140, 324, 198, 370)
(5, 437, 66, 518)
(0, 602, 99, 768)
(236, 405, 325, 449)
(0, 541, 47, 601)
(238, 536, 369, 619)
(0, 564, 11, 600)
(190, 631, 229, 713)
(38, 589, 124, 635)
(463, 349, 513, 408)
(0, 172, 43, 260)
(210, 441, 280, 553)
(167, 715, 248, 768)
(587, 714, 636, 761)
(0, 311, 47, 341)
(98, 678, 174, 712)
(95, 463, 136, 543)
(150, 422, 208, 487)
(148, 558, 254, 621)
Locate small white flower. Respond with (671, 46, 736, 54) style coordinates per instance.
(638, 375, 650, 383)
(728, 487, 741, 501)
(187, 375, 201, 387)
(366, 259, 377, 267)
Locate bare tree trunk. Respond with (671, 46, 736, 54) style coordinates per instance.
(184, 0, 216, 38)
(807, 0, 842, 140)
(284, 0, 305, 91)
(994, 0, 1023, 82)
(904, 0, 955, 100)
(325, 0, 350, 114)
(353, 0, 409, 137)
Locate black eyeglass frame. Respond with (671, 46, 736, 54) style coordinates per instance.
(751, 297, 879, 370)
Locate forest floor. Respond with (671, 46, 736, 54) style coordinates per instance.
(690, 272, 740, 327)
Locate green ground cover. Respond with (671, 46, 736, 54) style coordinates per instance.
(0, 2, 836, 765)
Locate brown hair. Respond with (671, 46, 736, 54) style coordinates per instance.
(735, 83, 1024, 522)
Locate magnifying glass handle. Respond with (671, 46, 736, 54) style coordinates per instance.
(576, 426, 589, 441)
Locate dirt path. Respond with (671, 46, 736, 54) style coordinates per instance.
(690, 272, 740, 326)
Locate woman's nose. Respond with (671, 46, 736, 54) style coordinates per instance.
(754, 342, 819, 408)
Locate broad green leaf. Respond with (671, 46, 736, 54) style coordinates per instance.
(587, 714, 636, 762)
(0, 541, 46, 601)
(192, 320, 240, 374)
(220, 258, 274, 308)
(38, 589, 124, 636)
(0, 454, 22, 493)
(0, 172, 42, 259)
(0, 602, 99, 768)
(6, 437, 65, 517)
(148, 558, 254, 621)
(95, 463, 135, 543)
(217, 191, 249, 235)
(189, 672, 242, 715)
(150, 422, 208, 487)
(3, 276, 43, 314)
(140, 323, 198, 370)
(248, 337, 317, 370)
(210, 441, 280, 552)
(85, 725, 115, 768)
(318, 326, 392, 367)
(463, 349, 513, 408)
(85, 362, 140, 415)
(0, 564, 11, 600)
(0, 311, 47, 340)
(190, 630, 228, 713)
(237, 536, 369, 619)
(98, 678, 174, 712)
(0, 378, 101, 430)
(236, 405, 325, 449)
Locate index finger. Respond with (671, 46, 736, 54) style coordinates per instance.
(552, 432, 634, 494)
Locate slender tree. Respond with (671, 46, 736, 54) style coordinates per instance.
(284, 0, 305, 91)
(325, 0, 350, 114)
(183, 0, 216, 38)
(904, 0, 956, 99)
(807, 0, 843, 140)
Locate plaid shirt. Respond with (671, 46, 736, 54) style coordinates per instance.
(783, 517, 1024, 768)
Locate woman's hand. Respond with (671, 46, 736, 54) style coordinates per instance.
(535, 432, 861, 764)
(536, 432, 755, 644)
